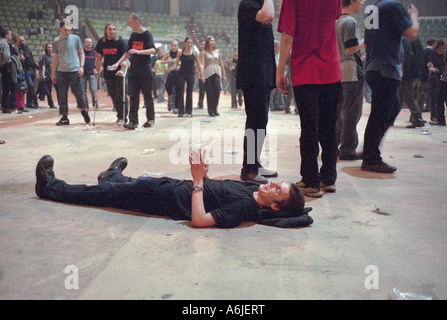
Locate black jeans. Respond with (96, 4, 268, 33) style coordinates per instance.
(43, 171, 174, 216)
(128, 70, 154, 124)
(0, 65, 17, 111)
(363, 71, 401, 164)
(179, 72, 195, 115)
(241, 85, 270, 174)
(205, 73, 221, 115)
(57, 71, 86, 116)
(106, 76, 128, 121)
(25, 69, 38, 107)
(294, 82, 340, 187)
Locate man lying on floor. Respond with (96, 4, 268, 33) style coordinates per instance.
(35, 150, 313, 229)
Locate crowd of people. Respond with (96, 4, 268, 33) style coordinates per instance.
(1, 1, 447, 218)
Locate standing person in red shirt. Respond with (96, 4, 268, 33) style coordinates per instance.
(276, 0, 343, 198)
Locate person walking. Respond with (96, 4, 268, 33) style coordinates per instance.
(95, 22, 129, 125)
(112, 14, 156, 129)
(81, 38, 98, 111)
(361, 0, 419, 173)
(51, 20, 89, 126)
(201, 35, 226, 117)
(174, 36, 204, 117)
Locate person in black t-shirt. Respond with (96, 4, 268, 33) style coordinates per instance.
(112, 14, 156, 130)
(81, 38, 98, 111)
(95, 22, 129, 124)
(237, 0, 278, 184)
(35, 150, 309, 229)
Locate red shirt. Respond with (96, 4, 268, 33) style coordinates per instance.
(278, 0, 343, 86)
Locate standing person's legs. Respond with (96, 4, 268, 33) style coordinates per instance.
(56, 71, 70, 117)
(318, 82, 340, 188)
(69, 71, 90, 124)
(434, 79, 447, 125)
(127, 74, 140, 127)
(88, 74, 97, 108)
(141, 74, 155, 125)
(25, 69, 38, 107)
(293, 84, 321, 189)
(177, 75, 186, 116)
(362, 71, 400, 171)
(240, 85, 270, 183)
(185, 73, 195, 115)
(339, 79, 364, 158)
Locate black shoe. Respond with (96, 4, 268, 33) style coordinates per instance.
(215, 111, 220, 116)
(185, 113, 193, 118)
(35, 155, 55, 198)
(142, 120, 154, 128)
(178, 113, 184, 118)
(124, 122, 138, 130)
(258, 167, 278, 178)
(49, 105, 57, 109)
(429, 120, 446, 126)
(27, 104, 38, 109)
(56, 117, 70, 126)
(361, 161, 397, 173)
(240, 171, 268, 184)
(14, 109, 23, 114)
(98, 157, 128, 182)
(81, 110, 91, 124)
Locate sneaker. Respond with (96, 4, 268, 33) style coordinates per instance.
(297, 181, 323, 198)
(361, 161, 397, 173)
(81, 110, 91, 124)
(143, 120, 155, 128)
(56, 117, 70, 126)
(124, 122, 138, 130)
(321, 182, 336, 193)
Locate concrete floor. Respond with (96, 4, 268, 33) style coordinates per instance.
(0, 90, 446, 300)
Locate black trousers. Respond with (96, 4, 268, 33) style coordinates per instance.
(204, 73, 221, 115)
(363, 71, 401, 165)
(0, 66, 17, 111)
(57, 71, 86, 116)
(106, 76, 128, 121)
(128, 70, 154, 124)
(43, 170, 175, 216)
(294, 82, 340, 187)
(241, 85, 270, 174)
(179, 72, 195, 115)
(435, 79, 447, 123)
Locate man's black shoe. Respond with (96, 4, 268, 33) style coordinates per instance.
(98, 157, 128, 182)
(361, 161, 397, 173)
(56, 117, 70, 126)
(35, 155, 55, 198)
(240, 171, 268, 184)
(81, 110, 91, 124)
(124, 122, 138, 130)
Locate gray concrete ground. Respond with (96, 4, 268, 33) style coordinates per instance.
(0, 91, 446, 300)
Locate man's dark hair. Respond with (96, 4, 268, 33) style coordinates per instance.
(1, 28, 10, 38)
(427, 37, 437, 46)
(276, 183, 305, 213)
(342, 0, 353, 8)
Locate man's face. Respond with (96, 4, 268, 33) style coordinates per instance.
(106, 25, 117, 40)
(128, 18, 138, 31)
(354, 0, 365, 13)
(4, 31, 12, 42)
(84, 38, 92, 50)
(258, 181, 291, 210)
(59, 24, 71, 37)
(19, 36, 26, 47)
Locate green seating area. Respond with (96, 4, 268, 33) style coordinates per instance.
(1, 0, 446, 61)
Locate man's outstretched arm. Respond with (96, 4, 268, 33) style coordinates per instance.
(189, 149, 216, 228)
